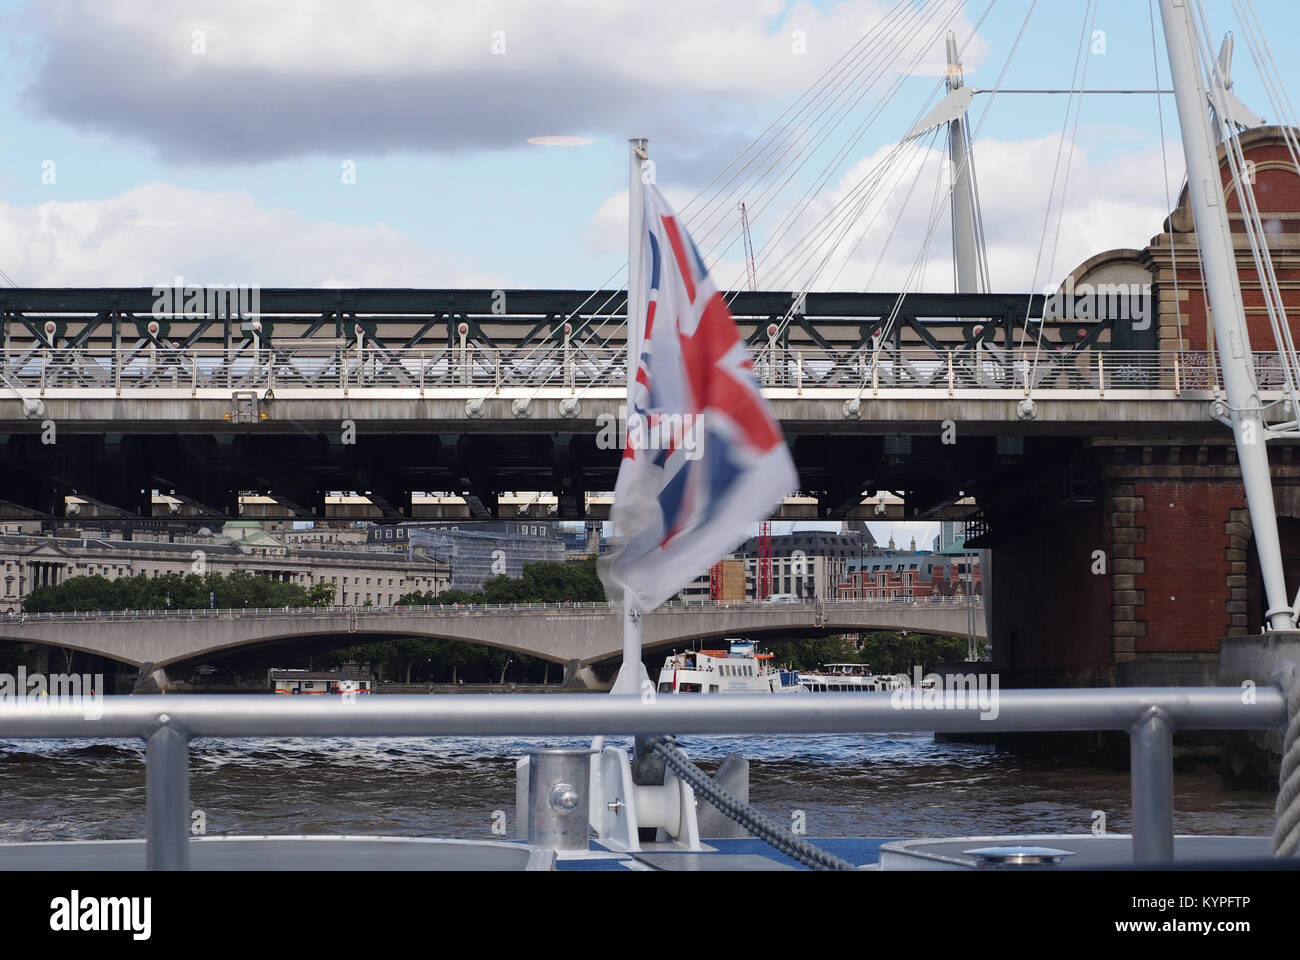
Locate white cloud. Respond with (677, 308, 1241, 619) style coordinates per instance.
(23, 0, 986, 164)
(43, 0, 980, 88)
(585, 186, 697, 255)
(659, 132, 1188, 294)
(0, 183, 503, 287)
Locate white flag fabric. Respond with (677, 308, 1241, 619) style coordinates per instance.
(602, 182, 798, 612)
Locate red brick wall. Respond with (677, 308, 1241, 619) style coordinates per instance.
(1132, 481, 1241, 651)
(1170, 137, 1300, 351)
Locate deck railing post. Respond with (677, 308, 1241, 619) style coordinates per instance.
(1129, 707, 1175, 863)
(146, 718, 191, 870)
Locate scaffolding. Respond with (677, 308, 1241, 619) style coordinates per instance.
(402, 526, 565, 593)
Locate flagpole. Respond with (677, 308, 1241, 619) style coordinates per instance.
(613, 137, 649, 696)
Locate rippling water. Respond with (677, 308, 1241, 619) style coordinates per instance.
(0, 734, 1277, 843)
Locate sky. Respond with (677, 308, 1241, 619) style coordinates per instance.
(4, 0, 1296, 545)
(2, 0, 1297, 293)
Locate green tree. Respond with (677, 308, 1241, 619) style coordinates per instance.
(307, 582, 338, 606)
(21, 571, 316, 613)
(0, 641, 35, 671)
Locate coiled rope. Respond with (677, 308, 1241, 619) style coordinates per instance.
(1274, 662, 1300, 857)
(647, 736, 858, 871)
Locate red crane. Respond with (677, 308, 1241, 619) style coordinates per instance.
(709, 560, 724, 603)
(739, 202, 757, 292)
(757, 519, 773, 600)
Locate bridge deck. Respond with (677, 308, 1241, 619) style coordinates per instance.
(2, 599, 985, 670)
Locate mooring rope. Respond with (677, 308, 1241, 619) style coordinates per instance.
(647, 736, 858, 871)
(1274, 662, 1300, 857)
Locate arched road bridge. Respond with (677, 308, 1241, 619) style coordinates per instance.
(1, 598, 984, 675)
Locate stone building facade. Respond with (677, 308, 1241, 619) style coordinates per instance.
(0, 523, 449, 610)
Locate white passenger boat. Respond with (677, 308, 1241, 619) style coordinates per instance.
(797, 663, 929, 693)
(656, 640, 807, 694)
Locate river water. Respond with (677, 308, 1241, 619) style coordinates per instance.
(0, 733, 1277, 843)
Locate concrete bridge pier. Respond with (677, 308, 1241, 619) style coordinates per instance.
(132, 663, 171, 695)
(561, 660, 609, 692)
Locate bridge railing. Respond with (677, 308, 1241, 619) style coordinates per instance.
(0, 685, 1285, 868)
(7, 345, 1281, 394)
(6, 596, 983, 621)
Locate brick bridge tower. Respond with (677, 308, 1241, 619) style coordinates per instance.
(990, 126, 1300, 688)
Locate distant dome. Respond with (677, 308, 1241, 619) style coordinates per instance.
(197, 527, 213, 537)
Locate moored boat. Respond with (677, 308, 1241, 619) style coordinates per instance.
(798, 663, 935, 693)
(656, 639, 806, 694)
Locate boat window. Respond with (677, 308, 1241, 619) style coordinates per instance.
(658, 683, 673, 693)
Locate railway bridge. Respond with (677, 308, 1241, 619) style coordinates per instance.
(3, 129, 1300, 691)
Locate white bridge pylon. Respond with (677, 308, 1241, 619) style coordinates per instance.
(906, 30, 989, 298)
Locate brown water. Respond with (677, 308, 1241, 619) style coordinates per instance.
(0, 734, 1276, 842)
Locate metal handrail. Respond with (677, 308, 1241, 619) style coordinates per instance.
(0, 686, 1285, 869)
(9, 346, 1291, 393)
(9, 596, 984, 621)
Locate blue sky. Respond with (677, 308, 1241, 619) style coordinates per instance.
(0, 0, 1295, 293)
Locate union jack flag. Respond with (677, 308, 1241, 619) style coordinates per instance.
(604, 181, 797, 612)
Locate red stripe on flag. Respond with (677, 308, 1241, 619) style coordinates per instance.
(680, 293, 781, 452)
(660, 215, 696, 304)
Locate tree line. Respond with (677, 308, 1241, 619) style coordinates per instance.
(758, 633, 984, 674)
(20, 571, 336, 613)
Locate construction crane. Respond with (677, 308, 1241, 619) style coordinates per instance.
(757, 519, 773, 600)
(739, 202, 757, 291)
(709, 560, 724, 603)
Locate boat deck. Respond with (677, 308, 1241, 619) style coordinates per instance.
(554, 837, 888, 870)
(1, 834, 1280, 871)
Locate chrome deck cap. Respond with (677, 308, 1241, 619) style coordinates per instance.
(963, 845, 1077, 867)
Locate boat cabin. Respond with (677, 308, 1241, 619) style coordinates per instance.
(656, 640, 805, 694)
(270, 670, 373, 695)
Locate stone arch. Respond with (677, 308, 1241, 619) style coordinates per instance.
(0, 634, 141, 672)
(157, 628, 572, 672)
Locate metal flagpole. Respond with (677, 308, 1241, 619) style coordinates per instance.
(1158, 0, 1293, 630)
(613, 137, 650, 695)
